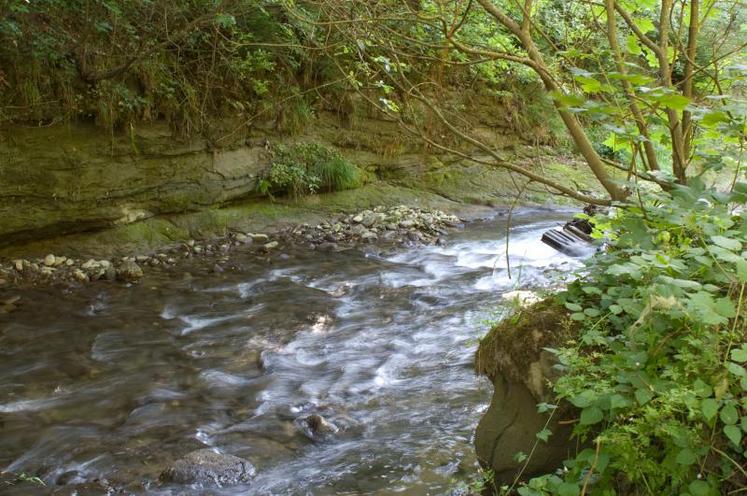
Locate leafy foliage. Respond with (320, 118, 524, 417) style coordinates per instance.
(257, 142, 362, 198)
(0, 0, 321, 133)
(518, 183, 747, 495)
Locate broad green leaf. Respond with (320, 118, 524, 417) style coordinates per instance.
(724, 424, 742, 445)
(701, 398, 719, 422)
(720, 404, 739, 425)
(675, 448, 697, 465)
(658, 94, 690, 111)
(711, 235, 742, 251)
(580, 406, 604, 425)
(700, 110, 729, 127)
(557, 482, 580, 496)
(736, 260, 747, 283)
(689, 480, 712, 496)
(635, 388, 654, 405)
(731, 345, 747, 362)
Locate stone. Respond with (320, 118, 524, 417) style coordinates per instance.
(318, 242, 338, 251)
(263, 241, 279, 250)
(295, 414, 339, 442)
(475, 300, 578, 484)
(160, 449, 256, 487)
(13, 260, 23, 272)
(73, 269, 89, 282)
(234, 233, 249, 243)
(136, 255, 150, 263)
(193, 246, 203, 254)
(116, 260, 144, 282)
(352, 214, 364, 223)
(43, 254, 56, 266)
(251, 234, 269, 243)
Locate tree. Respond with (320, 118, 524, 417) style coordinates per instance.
(287, 0, 747, 205)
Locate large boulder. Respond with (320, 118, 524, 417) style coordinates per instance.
(160, 449, 256, 487)
(474, 299, 579, 485)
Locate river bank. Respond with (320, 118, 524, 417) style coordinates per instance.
(0, 204, 465, 289)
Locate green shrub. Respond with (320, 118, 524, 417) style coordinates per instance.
(256, 143, 361, 198)
(516, 181, 747, 495)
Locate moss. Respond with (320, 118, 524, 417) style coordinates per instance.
(475, 298, 577, 382)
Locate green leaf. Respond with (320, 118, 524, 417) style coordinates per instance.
(580, 406, 604, 425)
(514, 451, 528, 463)
(689, 480, 712, 496)
(736, 260, 747, 283)
(565, 302, 583, 312)
(658, 94, 690, 111)
(675, 448, 697, 465)
(727, 362, 746, 377)
(536, 428, 552, 442)
(583, 308, 601, 318)
(609, 304, 623, 315)
(724, 424, 742, 445)
(720, 404, 739, 425)
(610, 393, 631, 409)
(557, 482, 580, 496)
(701, 398, 719, 422)
(635, 388, 654, 405)
(700, 110, 729, 127)
(731, 345, 747, 363)
(712, 235, 742, 251)
(570, 390, 596, 408)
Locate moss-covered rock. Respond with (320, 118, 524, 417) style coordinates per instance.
(474, 299, 580, 486)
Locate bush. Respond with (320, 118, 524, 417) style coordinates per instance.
(256, 143, 362, 198)
(517, 181, 747, 495)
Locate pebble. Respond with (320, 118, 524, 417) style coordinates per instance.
(0, 205, 461, 288)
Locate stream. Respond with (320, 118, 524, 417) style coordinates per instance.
(0, 209, 582, 495)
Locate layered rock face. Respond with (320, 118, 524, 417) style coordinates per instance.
(474, 300, 579, 485)
(0, 122, 268, 246)
(0, 108, 536, 251)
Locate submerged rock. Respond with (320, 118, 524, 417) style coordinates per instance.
(116, 260, 144, 282)
(295, 414, 340, 442)
(160, 449, 256, 487)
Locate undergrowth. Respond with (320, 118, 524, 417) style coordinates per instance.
(510, 181, 747, 495)
(256, 143, 362, 198)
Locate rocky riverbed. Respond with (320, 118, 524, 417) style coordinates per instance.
(0, 209, 581, 496)
(0, 206, 462, 290)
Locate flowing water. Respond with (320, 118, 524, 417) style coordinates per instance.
(0, 210, 584, 495)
